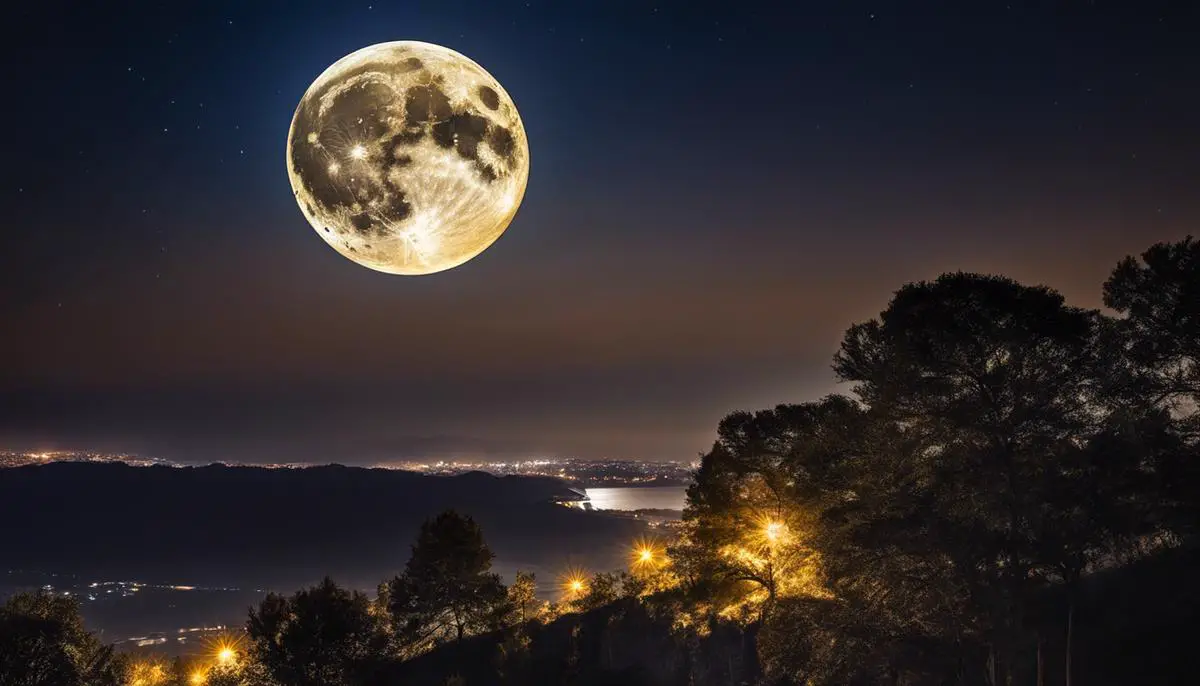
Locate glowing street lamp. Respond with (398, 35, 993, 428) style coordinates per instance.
(203, 632, 245, 669)
(630, 537, 666, 571)
(559, 568, 589, 600)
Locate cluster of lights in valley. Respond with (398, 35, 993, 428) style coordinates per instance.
(0, 450, 696, 483)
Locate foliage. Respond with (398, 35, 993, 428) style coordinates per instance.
(387, 510, 510, 655)
(246, 577, 385, 686)
(202, 668, 235, 686)
(569, 571, 641, 614)
(1103, 236, 1200, 537)
(1103, 236, 1200, 423)
(674, 259, 1200, 684)
(505, 571, 540, 626)
(0, 592, 125, 686)
(832, 273, 1112, 677)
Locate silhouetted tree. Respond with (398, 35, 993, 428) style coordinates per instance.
(679, 394, 977, 683)
(1103, 236, 1200, 539)
(388, 510, 509, 655)
(800, 408, 977, 684)
(679, 407, 818, 604)
(507, 571, 539, 625)
(574, 572, 624, 613)
(675, 396, 879, 682)
(246, 577, 385, 686)
(833, 272, 1111, 683)
(0, 592, 124, 686)
(1103, 236, 1200, 420)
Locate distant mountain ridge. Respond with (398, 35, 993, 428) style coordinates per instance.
(0, 462, 645, 590)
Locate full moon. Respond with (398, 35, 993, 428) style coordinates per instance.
(287, 41, 529, 275)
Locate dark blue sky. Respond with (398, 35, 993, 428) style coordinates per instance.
(2, 1, 1197, 463)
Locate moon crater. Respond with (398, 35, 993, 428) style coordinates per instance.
(287, 41, 529, 274)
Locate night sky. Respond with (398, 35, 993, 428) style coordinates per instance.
(2, 1, 1197, 463)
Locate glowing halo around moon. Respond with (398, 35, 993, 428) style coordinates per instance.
(287, 41, 529, 275)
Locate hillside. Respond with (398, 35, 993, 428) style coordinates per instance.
(0, 462, 646, 589)
(390, 546, 1200, 686)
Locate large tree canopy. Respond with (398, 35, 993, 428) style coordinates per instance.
(677, 271, 1178, 684)
(0, 592, 124, 686)
(247, 577, 385, 686)
(1103, 236, 1200, 422)
(834, 274, 1114, 681)
(1103, 236, 1200, 537)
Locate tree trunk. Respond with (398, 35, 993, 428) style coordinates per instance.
(987, 643, 996, 686)
(1065, 601, 1074, 686)
(743, 621, 762, 684)
(1036, 636, 1044, 686)
(953, 633, 966, 686)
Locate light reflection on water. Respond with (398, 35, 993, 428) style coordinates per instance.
(583, 486, 687, 512)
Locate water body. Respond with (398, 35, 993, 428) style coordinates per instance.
(1, 572, 263, 652)
(584, 486, 687, 512)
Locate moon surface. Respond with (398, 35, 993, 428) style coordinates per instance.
(287, 41, 529, 275)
